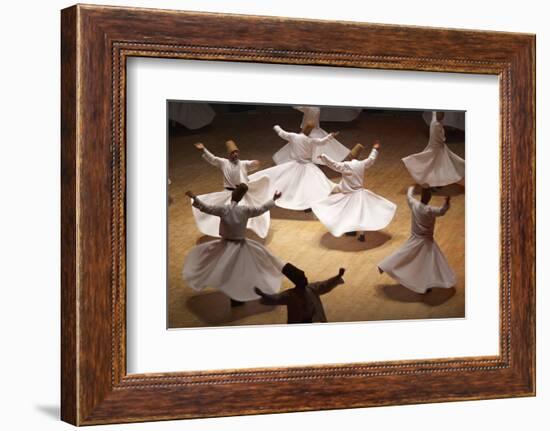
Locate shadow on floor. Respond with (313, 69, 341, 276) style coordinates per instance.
(194, 230, 273, 246)
(379, 284, 456, 306)
(185, 291, 276, 326)
(320, 231, 391, 252)
(35, 405, 59, 420)
(270, 206, 319, 221)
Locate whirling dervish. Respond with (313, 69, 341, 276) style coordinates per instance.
(311, 140, 397, 241)
(378, 186, 456, 294)
(402, 111, 465, 187)
(190, 140, 271, 238)
(249, 121, 338, 211)
(254, 264, 346, 324)
(183, 184, 284, 306)
(272, 106, 350, 166)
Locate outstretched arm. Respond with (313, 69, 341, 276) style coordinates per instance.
(254, 287, 289, 305)
(319, 153, 346, 173)
(244, 199, 275, 218)
(430, 196, 451, 217)
(273, 125, 299, 142)
(310, 268, 346, 296)
(362, 142, 380, 169)
(243, 160, 261, 172)
(186, 191, 226, 217)
(308, 131, 339, 146)
(244, 191, 281, 218)
(199, 145, 224, 168)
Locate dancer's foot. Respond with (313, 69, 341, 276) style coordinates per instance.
(357, 233, 366, 242)
(344, 231, 357, 237)
(230, 299, 245, 307)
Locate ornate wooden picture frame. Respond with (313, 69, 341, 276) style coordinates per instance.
(61, 4, 535, 425)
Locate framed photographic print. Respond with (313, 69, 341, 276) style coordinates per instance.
(61, 4, 535, 425)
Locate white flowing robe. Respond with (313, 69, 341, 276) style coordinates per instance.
(183, 197, 284, 301)
(168, 102, 215, 129)
(249, 126, 336, 210)
(402, 112, 465, 187)
(311, 149, 397, 236)
(273, 106, 350, 165)
(191, 149, 271, 238)
(378, 186, 456, 293)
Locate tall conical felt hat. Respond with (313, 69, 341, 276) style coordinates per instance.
(231, 183, 249, 201)
(225, 140, 239, 154)
(302, 121, 315, 135)
(282, 263, 308, 286)
(349, 143, 365, 159)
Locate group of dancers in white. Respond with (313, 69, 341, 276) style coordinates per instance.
(181, 107, 465, 323)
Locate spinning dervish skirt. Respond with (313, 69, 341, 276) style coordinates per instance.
(191, 176, 271, 238)
(402, 145, 465, 187)
(183, 238, 284, 301)
(168, 102, 215, 130)
(272, 128, 350, 166)
(312, 189, 397, 237)
(378, 236, 456, 294)
(250, 161, 336, 210)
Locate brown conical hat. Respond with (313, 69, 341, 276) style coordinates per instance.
(349, 143, 365, 159)
(302, 121, 315, 135)
(225, 139, 239, 154)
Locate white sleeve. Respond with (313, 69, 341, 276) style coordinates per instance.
(362, 148, 378, 169)
(201, 148, 224, 168)
(308, 133, 333, 146)
(244, 199, 275, 218)
(322, 154, 346, 173)
(242, 160, 260, 172)
(429, 200, 450, 217)
(273, 125, 298, 142)
(192, 196, 226, 217)
(406, 186, 416, 209)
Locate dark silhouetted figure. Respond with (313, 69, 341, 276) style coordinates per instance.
(254, 263, 345, 324)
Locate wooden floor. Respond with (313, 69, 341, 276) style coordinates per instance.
(167, 107, 465, 328)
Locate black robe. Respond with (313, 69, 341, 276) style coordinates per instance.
(257, 274, 344, 323)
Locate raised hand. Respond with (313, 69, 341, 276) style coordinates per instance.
(338, 268, 346, 277)
(330, 131, 340, 138)
(273, 191, 282, 201)
(194, 142, 205, 151)
(373, 139, 381, 150)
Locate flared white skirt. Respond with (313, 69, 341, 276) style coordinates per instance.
(191, 176, 271, 238)
(378, 235, 456, 293)
(312, 189, 396, 236)
(272, 127, 350, 166)
(249, 161, 336, 210)
(402, 145, 465, 187)
(183, 238, 284, 301)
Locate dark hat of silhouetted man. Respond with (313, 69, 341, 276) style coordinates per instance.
(231, 183, 248, 203)
(282, 263, 309, 288)
(420, 187, 432, 205)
